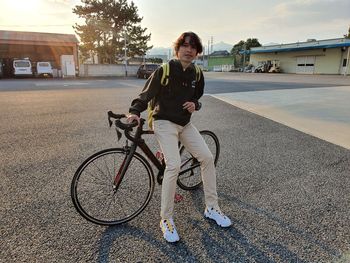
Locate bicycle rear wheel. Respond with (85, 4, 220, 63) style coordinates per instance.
(71, 148, 154, 226)
(177, 130, 220, 190)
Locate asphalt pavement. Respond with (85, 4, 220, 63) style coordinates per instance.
(212, 86, 350, 150)
(1, 75, 350, 262)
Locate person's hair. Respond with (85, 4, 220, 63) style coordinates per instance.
(174, 32, 203, 56)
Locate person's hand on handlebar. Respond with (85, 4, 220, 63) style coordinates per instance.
(127, 114, 140, 126)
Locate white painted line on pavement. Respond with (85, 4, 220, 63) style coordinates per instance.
(35, 82, 88, 86)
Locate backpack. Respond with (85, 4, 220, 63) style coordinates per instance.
(147, 62, 202, 129)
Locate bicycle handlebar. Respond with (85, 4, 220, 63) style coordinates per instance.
(107, 111, 138, 129)
(107, 111, 143, 142)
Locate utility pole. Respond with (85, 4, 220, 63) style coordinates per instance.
(243, 43, 246, 68)
(207, 40, 210, 71)
(202, 46, 204, 67)
(124, 30, 128, 77)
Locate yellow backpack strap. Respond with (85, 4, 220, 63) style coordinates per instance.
(148, 63, 169, 130)
(147, 101, 154, 129)
(194, 64, 201, 82)
(160, 63, 170, 86)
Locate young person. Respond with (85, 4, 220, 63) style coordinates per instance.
(127, 32, 231, 243)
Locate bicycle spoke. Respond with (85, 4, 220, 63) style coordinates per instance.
(83, 170, 112, 187)
(84, 168, 111, 186)
(116, 194, 129, 218)
(181, 157, 193, 168)
(103, 193, 117, 216)
(113, 154, 117, 182)
(71, 149, 154, 225)
(180, 171, 197, 180)
(177, 131, 218, 191)
(103, 157, 113, 183)
(91, 160, 114, 183)
(77, 185, 106, 196)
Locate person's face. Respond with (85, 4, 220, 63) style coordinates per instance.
(177, 36, 197, 64)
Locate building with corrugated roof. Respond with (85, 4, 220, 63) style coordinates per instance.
(246, 38, 350, 75)
(0, 30, 79, 77)
(195, 50, 235, 71)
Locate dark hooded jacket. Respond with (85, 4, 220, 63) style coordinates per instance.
(129, 59, 204, 126)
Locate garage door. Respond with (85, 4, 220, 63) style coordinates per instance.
(296, 56, 315, 74)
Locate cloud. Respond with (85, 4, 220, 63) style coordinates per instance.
(269, 0, 350, 25)
(48, 0, 72, 6)
(231, 0, 349, 44)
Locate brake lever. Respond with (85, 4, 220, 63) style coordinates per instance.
(108, 112, 113, 127)
(115, 127, 122, 141)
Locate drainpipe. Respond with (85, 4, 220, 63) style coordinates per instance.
(345, 46, 350, 76)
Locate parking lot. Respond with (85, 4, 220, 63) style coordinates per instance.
(1, 73, 350, 262)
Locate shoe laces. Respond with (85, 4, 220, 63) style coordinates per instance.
(209, 207, 226, 218)
(163, 219, 175, 233)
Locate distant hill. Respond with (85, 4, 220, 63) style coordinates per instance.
(263, 42, 279, 46)
(147, 47, 171, 56)
(148, 41, 233, 55)
(212, 41, 232, 52)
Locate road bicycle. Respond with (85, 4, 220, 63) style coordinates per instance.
(71, 111, 220, 226)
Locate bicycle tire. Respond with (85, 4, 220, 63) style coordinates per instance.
(71, 148, 155, 226)
(177, 130, 220, 190)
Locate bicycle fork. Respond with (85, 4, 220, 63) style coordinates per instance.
(113, 143, 137, 191)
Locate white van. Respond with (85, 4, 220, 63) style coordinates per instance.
(13, 59, 33, 77)
(36, 61, 53, 78)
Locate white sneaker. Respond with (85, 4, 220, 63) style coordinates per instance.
(160, 218, 180, 243)
(204, 207, 232, 227)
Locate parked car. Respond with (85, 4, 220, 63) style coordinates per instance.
(137, 64, 159, 79)
(13, 59, 33, 77)
(0, 59, 3, 78)
(36, 61, 53, 78)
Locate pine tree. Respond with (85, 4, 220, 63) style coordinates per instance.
(73, 0, 152, 64)
(230, 38, 261, 68)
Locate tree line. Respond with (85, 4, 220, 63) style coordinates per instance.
(73, 2, 350, 67)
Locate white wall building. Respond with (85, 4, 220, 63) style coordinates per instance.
(248, 38, 350, 75)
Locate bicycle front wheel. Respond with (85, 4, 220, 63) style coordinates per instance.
(177, 130, 220, 190)
(71, 148, 154, 226)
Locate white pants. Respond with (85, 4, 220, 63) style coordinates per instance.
(153, 120, 219, 219)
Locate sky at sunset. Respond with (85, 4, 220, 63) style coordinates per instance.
(0, 0, 349, 48)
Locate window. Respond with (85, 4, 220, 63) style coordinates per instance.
(147, 64, 158, 70)
(14, 61, 30, 67)
(343, 59, 347, 67)
(38, 62, 50, 67)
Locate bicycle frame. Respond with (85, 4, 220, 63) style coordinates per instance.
(113, 119, 164, 189)
(113, 118, 201, 189)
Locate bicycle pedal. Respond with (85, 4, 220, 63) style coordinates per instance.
(174, 193, 184, 203)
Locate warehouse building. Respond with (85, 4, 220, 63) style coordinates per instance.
(248, 38, 350, 75)
(0, 30, 79, 77)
